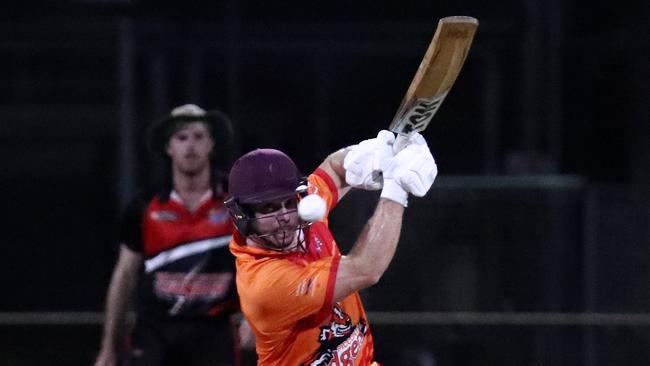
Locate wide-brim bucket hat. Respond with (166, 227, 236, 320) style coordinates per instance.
(147, 104, 233, 158)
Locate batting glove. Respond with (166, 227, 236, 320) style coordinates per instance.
(381, 132, 437, 202)
(343, 130, 395, 190)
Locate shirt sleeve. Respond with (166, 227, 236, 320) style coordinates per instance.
(310, 168, 339, 216)
(243, 255, 340, 330)
(119, 195, 146, 253)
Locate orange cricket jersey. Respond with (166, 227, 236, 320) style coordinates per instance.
(229, 168, 377, 366)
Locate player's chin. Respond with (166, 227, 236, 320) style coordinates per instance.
(268, 230, 298, 249)
(274, 230, 296, 243)
(179, 160, 208, 175)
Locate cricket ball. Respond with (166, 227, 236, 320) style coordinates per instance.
(298, 194, 327, 222)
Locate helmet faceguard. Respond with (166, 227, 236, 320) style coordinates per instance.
(230, 198, 310, 252)
(225, 149, 310, 252)
(225, 188, 310, 252)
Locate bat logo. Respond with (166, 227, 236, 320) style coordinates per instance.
(392, 92, 448, 134)
(408, 99, 441, 127)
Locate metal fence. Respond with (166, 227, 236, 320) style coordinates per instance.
(1, 177, 649, 365)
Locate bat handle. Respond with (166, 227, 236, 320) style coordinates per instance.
(393, 133, 410, 155)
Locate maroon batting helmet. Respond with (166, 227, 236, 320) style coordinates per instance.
(228, 149, 304, 204)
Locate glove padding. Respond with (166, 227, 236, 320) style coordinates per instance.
(343, 130, 395, 190)
(383, 132, 437, 197)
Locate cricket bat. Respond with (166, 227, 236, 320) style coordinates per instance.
(390, 16, 478, 139)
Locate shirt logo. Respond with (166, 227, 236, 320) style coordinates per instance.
(154, 272, 234, 316)
(305, 304, 368, 366)
(293, 276, 318, 297)
(208, 208, 230, 224)
(312, 233, 323, 255)
(151, 210, 178, 221)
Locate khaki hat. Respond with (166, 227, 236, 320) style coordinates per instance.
(147, 104, 233, 158)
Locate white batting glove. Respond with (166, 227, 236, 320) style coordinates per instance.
(381, 132, 437, 203)
(343, 130, 395, 190)
(380, 178, 410, 206)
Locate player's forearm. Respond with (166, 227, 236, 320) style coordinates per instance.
(100, 247, 141, 348)
(334, 198, 404, 301)
(349, 198, 404, 280)
(100, 270, 135, 348)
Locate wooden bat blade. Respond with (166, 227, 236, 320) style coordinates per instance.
(389, 16, 478, 135)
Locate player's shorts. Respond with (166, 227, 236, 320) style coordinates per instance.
(125, 315, 236, 366)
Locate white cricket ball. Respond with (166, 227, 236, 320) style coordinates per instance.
(298, 194, 327, 222)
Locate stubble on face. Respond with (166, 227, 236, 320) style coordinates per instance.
(251, 207, 302, 251)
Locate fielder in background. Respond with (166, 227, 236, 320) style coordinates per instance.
(224, 130, 437, 365)
(95, 104, 245, 366)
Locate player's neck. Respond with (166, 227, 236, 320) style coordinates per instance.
(172, 168, 212, 211)
(246, 238, 263, 249)
(173, 166, 210, 191)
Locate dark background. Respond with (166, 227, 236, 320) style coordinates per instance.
(0, 0, 649, 365)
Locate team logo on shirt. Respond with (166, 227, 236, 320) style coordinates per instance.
(154, 271, 234, 316)
(150, 210, 178, 221)
(305, 304, 368, 366)
(312, 234, 323, 255)
(208, 208, 230, 224)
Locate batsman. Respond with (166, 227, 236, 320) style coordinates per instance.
(225, 130, 437, 365)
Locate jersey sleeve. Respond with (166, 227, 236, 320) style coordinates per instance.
(310, 168, 339, 217)
(119, 195, 146, 253)
(243, 255, 340, 330)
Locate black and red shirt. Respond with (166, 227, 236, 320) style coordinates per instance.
(122, 190, 238, 320)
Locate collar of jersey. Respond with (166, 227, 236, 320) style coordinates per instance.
(170, 189, 213, 205)
(230, 231, 300, 258)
